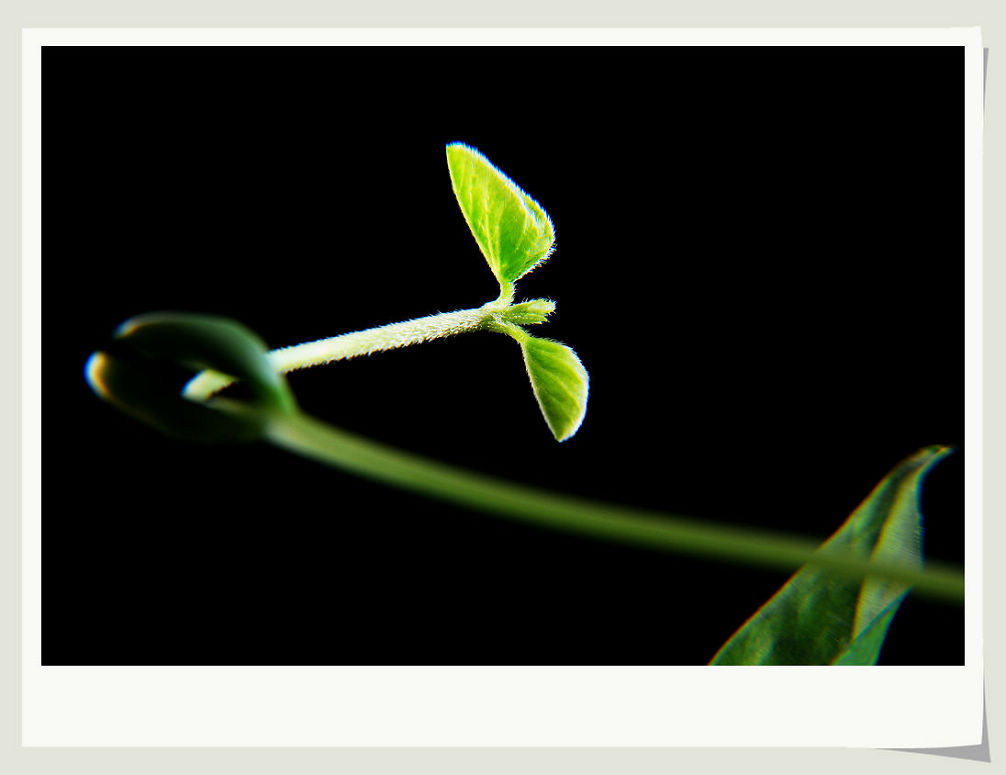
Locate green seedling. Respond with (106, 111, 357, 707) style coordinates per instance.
(84, 143, 963, 664)
(184, 143, 588, 442)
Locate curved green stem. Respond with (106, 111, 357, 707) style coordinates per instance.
(264, 409, 965, 604)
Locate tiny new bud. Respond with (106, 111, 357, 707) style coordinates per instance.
(503, 298, 556, 326)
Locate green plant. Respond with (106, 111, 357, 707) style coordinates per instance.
(183, 143, 588, 443)
(84, 143, 963, 665)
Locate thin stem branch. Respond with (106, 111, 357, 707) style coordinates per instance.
(183, 304, 500, 401)
(265, 410, 965, 604)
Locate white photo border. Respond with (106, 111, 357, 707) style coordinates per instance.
(21, 26, 983, 747)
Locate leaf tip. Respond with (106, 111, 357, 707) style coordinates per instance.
(910, 444, 955, 477)
(444, 140, 483, 166)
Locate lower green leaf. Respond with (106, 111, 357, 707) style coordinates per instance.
(520, 335, 589, 442)
(709, 445, 952, 665)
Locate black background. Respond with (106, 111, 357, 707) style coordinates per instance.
(43, 46, 964, 665)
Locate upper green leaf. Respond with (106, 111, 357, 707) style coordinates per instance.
(709, 445, 952, 665)
(446, 142, 555, 286)
(521, 335, 589, 442)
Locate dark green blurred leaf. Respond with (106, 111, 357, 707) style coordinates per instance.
(710, 445, 952, 665)
(85, 312, 294, 442)
(85, 350, 265, 441)
(115, 312, 295, 414)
